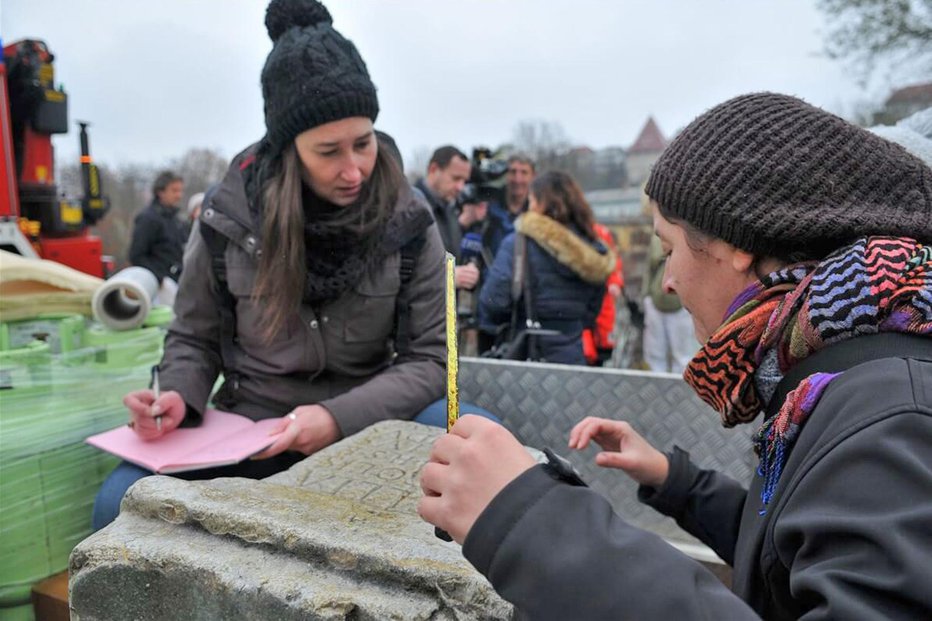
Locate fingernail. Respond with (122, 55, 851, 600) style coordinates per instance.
(151, 405, 161, 415)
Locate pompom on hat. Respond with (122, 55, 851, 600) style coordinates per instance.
(645, 93, 932, 260)
(260, 0, 379, 156)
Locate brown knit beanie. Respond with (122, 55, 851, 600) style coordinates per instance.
(645, 92, 932, 260)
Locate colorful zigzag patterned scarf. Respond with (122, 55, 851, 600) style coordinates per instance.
(684, 236, 932, 511)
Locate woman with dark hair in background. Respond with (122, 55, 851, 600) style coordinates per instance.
(92, 0, 447, 529)
(421, 93, 932, 619)
(478, 170, 615, 365)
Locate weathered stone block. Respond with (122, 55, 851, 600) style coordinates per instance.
(70, 421, 514, 620)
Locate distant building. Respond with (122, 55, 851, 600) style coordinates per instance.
(568, 145, 595, 172)
(881, 83, 932, 124)
(586, 186, 651, 297)
(592, 146, 627, 183)
(586, 187, 645, 226)
(626, 117, 668, 187)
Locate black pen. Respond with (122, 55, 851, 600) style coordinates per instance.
(152, 365, 163, 433)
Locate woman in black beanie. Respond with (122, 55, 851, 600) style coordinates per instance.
(420, 92, 932, 619)
(93, 0, 448, 529)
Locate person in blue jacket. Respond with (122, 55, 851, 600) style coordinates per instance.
(419, 93, 932, 620)
(478, 170, 615, 364)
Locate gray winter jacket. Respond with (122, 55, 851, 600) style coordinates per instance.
(463, 353, 932, 619)
(158, 152, 446, 438)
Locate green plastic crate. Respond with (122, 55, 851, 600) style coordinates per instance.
(0, 314, 85, 355)
(82, 325, 163, 370)
(142, 305, 173, 328)
(0, 326, 163, 616)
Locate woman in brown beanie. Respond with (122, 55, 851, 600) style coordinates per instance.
(92, 0, 448, 529)
(420, 92, 932, 619)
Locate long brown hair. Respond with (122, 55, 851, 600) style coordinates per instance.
(529, 171, 598, 241)
(252, 135, 404, 341)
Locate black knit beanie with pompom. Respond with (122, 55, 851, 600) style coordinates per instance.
(260, 0, 379, 156)
(645, 92, 932, 260)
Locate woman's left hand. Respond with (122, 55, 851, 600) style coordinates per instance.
(252, 404, 341, 459)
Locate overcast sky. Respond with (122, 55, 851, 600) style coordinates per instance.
(3, 1, 882, 171)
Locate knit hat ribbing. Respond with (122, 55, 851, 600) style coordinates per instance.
(645, 93, 932, 259)
(261, 0, 379, 156)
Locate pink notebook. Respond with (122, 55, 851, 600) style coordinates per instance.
(86, 409, 283, 474)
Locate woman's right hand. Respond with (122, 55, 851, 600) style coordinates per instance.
(568, 416, 669, 488)
(123, 389, 186, 441)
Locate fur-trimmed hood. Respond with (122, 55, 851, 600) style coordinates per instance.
(516, 212, 616, 284)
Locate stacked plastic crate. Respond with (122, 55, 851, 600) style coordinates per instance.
(0, 311, 170, 620)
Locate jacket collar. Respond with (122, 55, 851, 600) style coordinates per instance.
(516, 211, 616, 284)
(414, 178, 449, 212)
(151, 200, 179, 217)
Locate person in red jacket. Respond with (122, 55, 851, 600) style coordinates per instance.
(582, 223, 623, 365)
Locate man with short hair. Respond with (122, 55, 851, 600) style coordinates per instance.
(415, 146, 483, 290)
(129, 170, 187, 305)
(482, 154, 535, 260)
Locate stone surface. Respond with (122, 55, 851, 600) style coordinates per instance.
(70, 421, 514, 620)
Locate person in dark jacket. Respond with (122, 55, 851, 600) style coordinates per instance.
(93, 0, 448, 529)
(414, 145, 482, 291)
(419, 92, 932, 619)
(128, 170, 187, 304)
(480, 154, 535, 262)
(478, 171, 615, 365)
(473, 154, 536, 355)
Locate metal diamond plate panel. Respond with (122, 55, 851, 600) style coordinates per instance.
(460, 358, 756, 546)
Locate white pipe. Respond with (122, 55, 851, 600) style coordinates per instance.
(91, 266, 159, 331)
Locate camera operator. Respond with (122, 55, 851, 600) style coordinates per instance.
(482, 154, 536, 261)
(469, 154, 536, 354)
(414, 146, 483, 291)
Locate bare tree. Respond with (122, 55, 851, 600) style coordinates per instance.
(817, 0, 932, 86)
(54, 161, 150, 269)
(170, 147, 229, 206)
(53, 149, 228, 270)
(507, 120, 628, 191)
(95, 163, 153, 268)
(407, 146, 432, 183)
(511, 120, 571, 170)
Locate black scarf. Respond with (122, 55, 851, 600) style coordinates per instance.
(300, 183, 388, 307)
(242, 142, 431, 308)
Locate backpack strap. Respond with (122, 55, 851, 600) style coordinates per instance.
(508, 233, 528, 342)
(393, 231, 428, 356)
(197, 186, 243, 391)
(765, 332, 932, 418)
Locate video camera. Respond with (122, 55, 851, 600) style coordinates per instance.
(454, 148, 508, 329)
(455, 146, 508, 209)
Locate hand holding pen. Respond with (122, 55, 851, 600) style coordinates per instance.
(122, 367, 186, 441)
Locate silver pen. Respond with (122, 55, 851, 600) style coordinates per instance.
(152, 365, 163, 432)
